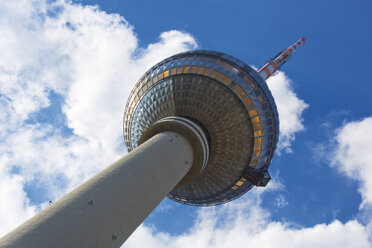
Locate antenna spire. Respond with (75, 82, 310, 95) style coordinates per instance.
(258, 37, 306, 80)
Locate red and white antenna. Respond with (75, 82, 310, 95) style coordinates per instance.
(258, 37, 306, 80)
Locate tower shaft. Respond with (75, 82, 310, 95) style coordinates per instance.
(258, 37, 306, 80)
(0, 132, 193, 248)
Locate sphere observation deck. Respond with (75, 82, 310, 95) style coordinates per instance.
(124, 50, 279, 206)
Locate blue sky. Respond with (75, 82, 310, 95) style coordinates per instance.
(0, 0, 372, 247)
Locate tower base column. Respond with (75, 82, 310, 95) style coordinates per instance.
(0, 131, 193, 248)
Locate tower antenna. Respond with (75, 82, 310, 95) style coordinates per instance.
(258, 37, 306, 80)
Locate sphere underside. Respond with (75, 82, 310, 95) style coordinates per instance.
(124, 51, 279, 206)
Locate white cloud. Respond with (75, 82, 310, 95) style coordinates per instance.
(266, 71, 309, 153)
(331, 117, 372, 208)
(0, 1, 367, 247)
(125, 194, 371, 248)
(275, 194, 288, 208)
(0, 169, 37, 235)
(0, 0, 196, 236)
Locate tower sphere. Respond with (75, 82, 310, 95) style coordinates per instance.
(123, 50, 279, 206)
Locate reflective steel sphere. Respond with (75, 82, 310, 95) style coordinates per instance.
(124, 51, 279, 206)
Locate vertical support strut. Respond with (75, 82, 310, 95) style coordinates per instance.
(258, 37, 306, 80)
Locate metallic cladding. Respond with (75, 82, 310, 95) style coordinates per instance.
(123, 51, 279, 206)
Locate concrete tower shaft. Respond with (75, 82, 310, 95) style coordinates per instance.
(0, 118, 209, 248)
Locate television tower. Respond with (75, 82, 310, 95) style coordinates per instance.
(0, 37, 305, 248)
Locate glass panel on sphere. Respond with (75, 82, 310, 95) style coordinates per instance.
(217, 73, 224, 82)
(230, 80, 237, 88)
(245, 103, 255, 111)
(243, 97, 251, 104)
(255, 137, 262, 144)
(146, 80, 152, 89)
(176, 67, 183, 74)
(254, 124, 261, 130)
(252, 116, 260, 124)
(158, 72, 163, 80)
(234, 85, 242, 93)
(254, 145, 262, 151)
(254, 130, 262, 136)
(231, 67, 239, 74)
(251, 158, 258, 164)
(236, 181, 244, 186)
(211, 70, 218, 78)
(207, 57, 217, 64)
(243, 76, 252, 84)
(223, 76, 230, 85)
(224, 63, 232, 70)
(249, 109, 258, 117)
